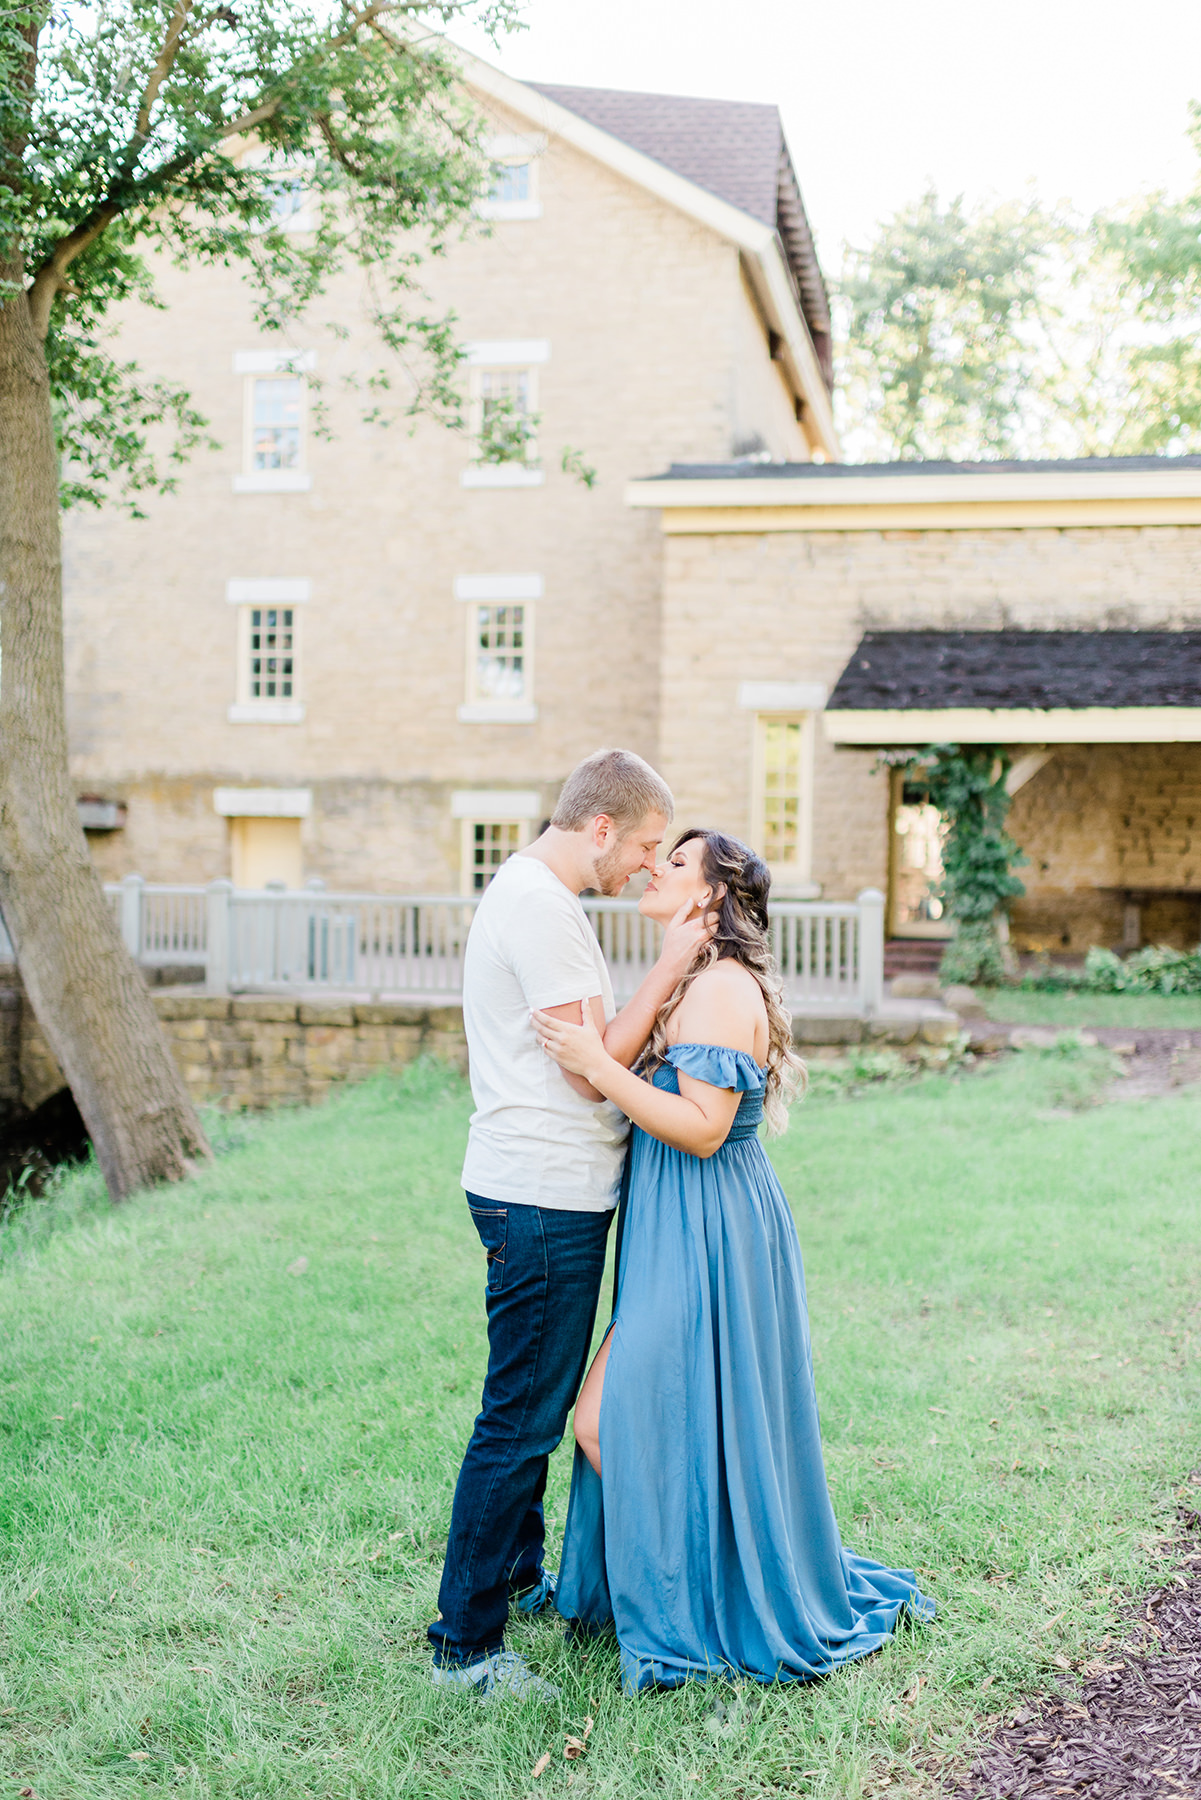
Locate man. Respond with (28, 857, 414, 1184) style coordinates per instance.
(429, 748, 709, 1699)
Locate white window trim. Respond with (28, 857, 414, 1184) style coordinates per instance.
(460, 597, 534, 724)
(738, 680, 828, 712)
(226, 577, 311, 604)
(484, 133, 547, 159)
(233, 349, 318, 374)
(451, 789, 541, 820)
(231, 598, 303, 724)
(464, 340, 549, 366)
(477, 196, 542, 222)
(458, 818, 534, 895)
(457, 702, 538, 723)
(214, 787, 311, 818)
(453, 573, 543, 602)
(749, 712, 819, 898)
(477, 138, 545, 221)
(234, 366, 312, 493)
(229, 701, 305, 724)
(461, 465, 545, 489)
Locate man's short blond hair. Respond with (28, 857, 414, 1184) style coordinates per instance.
(551, 748, 674, 833)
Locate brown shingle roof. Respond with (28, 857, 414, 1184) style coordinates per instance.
(528, 81, 831, 390)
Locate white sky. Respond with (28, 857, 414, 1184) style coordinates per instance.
(451, 0, 1201, 271)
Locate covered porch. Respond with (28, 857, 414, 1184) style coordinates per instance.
(825, 629, 1201, 957)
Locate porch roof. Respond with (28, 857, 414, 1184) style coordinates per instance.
(824, 631, 1201, 745)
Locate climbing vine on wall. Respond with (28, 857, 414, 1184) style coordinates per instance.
(883, 744, 1028, 984)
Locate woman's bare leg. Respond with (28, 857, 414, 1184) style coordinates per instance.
(573, 1327, 614, 1477)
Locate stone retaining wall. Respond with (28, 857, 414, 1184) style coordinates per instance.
(2, 983, 468, 1117)
(0, 974, 959, 1121)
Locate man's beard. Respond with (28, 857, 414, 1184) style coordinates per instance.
(592, 839, 631, 897)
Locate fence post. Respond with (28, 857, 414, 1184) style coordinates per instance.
(119, 873, 144, 959)
(206, 880, 233, 995)
(856, 888, 886, 1016)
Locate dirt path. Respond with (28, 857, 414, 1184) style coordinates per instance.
(1088, 1029, 1201, 1102)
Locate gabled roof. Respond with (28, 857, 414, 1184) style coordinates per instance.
(828, 631, 1201, 712)
(527, 82, 831, 390)
(450, 44, 838, 455)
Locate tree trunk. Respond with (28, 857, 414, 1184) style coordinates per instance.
(0, 265, 210, 1199)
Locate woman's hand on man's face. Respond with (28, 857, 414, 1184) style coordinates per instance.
(531, 1001, 608, 1082)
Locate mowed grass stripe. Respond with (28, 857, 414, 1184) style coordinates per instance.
(1, 1052, 1198, 1798)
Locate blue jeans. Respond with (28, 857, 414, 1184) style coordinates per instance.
(428, 1195, 613, 1666)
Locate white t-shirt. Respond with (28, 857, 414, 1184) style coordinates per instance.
(460, 855, 628, 1211)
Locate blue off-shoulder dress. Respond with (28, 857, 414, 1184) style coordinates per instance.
(555, 1042, 933, 1693)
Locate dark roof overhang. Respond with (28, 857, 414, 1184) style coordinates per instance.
(824, 631, 1201, 746)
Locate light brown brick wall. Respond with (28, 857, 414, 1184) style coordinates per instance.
(1008, 744, 1201, 951)
(656, 523, 1201, 926)
(62, 102, 810, 891)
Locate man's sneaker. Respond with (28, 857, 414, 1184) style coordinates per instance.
(515, 1569, 558, 1616)
(430, 1650, 560, 1703)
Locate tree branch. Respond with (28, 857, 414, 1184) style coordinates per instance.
(120, 0, 196, 176)
(26, 204, 120, 339)
(24, 0, 415, 336)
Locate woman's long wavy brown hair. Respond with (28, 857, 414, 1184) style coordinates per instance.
(642, 828, 806, 1133)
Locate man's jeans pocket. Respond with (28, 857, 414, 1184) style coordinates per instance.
(468, 1203, 508, 1294)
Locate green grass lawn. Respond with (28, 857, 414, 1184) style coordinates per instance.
(2, 1054, 1200, 1799)
(980, 987, 1201, 1028)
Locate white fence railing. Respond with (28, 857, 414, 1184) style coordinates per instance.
(0, 877, 886, 1014)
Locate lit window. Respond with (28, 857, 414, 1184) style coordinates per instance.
(763, 720, 803, 863)
(466, 820, 524, 892)
(489, 162, 530, 204)
(752, 713, 815, 887)
(473, 605, 526, 702)
(252, 377, 302, 471)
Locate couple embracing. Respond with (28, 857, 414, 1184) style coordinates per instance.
(429, 749, 932, 1699)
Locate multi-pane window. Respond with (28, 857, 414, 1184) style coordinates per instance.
(251, 377, 302, 471)
(468, 821, 523, 892)
(489, 162, 531, 204)
(248, 607, 294, 699)
(761, 719, 804, 864)
(479, 367, 531, 422)
(752, 713, 815, 889)
(473, 605, 526, 703)
(267, 177, 305, 222)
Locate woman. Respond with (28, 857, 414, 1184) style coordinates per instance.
(532, 829, 933, 1693)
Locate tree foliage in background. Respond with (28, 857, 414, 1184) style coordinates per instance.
(1101, 101, 1201, 454)
(837, 113, 1201, 463)
(837, 191, 1055, 461)
(7, 0, 515, 515)
(888, 746, 1027, 986)
(0, 0, 514, 1202)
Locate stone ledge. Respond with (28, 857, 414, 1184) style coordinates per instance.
(297, 1001, 356, 1027)
(230, 997, 301, 1023)
(152, 994, 232, 1021)
(353, 1001, 431, 1027)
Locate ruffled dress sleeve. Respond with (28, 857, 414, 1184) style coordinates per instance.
(663, 1042, 766, 1092)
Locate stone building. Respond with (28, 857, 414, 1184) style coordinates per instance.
(627, 456, 1201, 953)
(62, 47, 836, 898)
(60, 45, 1201, 960)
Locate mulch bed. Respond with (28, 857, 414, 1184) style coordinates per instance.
(957, 1514, 1201, 1797)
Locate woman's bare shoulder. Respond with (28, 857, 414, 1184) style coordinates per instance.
(671, 959, 764, 1044)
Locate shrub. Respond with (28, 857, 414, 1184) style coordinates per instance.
(1018, 943, 1201, 995)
